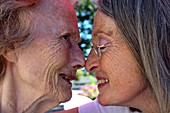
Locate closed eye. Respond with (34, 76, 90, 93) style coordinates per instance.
(99, 43, 109, 51)
(62, 34, 70, 41)
(99, 45, 106, 50)
(61, 34, 71, 48)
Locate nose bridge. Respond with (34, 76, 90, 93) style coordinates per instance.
(70, 42, 85, 70)
(85, 49, 99, 72)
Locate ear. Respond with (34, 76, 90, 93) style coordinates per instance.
(2, 51, 18, 63)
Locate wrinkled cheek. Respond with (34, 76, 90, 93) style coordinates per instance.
(56, 48, 70, 67)
(44, 74, 72, 102)
(44, 44, 70, 68)
(57, 77, 72, 102)
(43, 52, 69, 91)
(42, 47, 71, 101)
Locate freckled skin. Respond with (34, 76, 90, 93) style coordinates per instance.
(0, 0, 85, 113)
(86, 10, 152, 109)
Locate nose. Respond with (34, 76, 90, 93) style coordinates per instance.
(70, 42, 85, 70)
(85, 49, 99, 72)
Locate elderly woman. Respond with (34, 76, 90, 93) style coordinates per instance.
(0, 0, 85, 113)
(58, 0, 170, 113)
(86, 0, 170, 113)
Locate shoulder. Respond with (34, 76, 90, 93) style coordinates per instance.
(79, 99, 140, 113)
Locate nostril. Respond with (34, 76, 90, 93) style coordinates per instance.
(89, 66, 98, 72)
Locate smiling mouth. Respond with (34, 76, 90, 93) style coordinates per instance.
(59, 73, 75, 81)
(60, 74, 71, 80)
(97, 79, 109, 85)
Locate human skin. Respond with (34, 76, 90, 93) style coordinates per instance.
(0, 0, 85, 113)
(85, 10, 158, 113)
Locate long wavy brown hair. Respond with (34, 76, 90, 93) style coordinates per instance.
(0, 0, 39, 81)
(98, 0, 170, 113)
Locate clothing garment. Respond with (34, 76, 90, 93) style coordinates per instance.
(78, 99, 141, 113)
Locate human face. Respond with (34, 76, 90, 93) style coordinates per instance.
(86, 10, 147, 107)
(16, 0, 85, 103)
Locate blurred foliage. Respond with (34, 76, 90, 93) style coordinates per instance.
(76, 69, 84, 80)
(76, 69, 96, 84)
(79, 84, 99, 100)
(75, 0, 97, 57)
(75, 0, 97, 83)
(76, 69, 98, 100)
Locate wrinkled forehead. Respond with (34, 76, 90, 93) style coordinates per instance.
(37, 0, 75, 16)
(31, 0, 78, 35)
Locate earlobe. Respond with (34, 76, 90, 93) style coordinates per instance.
(2, 51, 18, 63)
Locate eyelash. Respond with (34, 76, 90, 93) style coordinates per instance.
(62, 34, 69, 41)
(99, 43, 109, 51)
(91, 42, 109, 52)
(61, 34, 71, 47)
(100, 46, 106, 51)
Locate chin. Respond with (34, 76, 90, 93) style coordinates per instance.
(60, 90, 72, 103)
(97, 94, 111, 106)
(98, 100, 108, 106)
(62, 97, 71, 103)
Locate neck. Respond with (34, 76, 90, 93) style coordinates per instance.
(128, 87, 160, 113)
(140, 95, 160, 113)
(0, 62, 59, 113)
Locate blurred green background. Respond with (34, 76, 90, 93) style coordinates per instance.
(74, 0, 98, 100)
(75, 0, 97, 58)
(74, 0, 97, 81)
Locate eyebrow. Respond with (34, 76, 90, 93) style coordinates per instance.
(57, 28, 76, 36)
(94, 31, 112, 40)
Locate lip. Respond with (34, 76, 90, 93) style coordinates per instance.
(95, 73, 109, 92)
(95, 73, 108, 81)
(97, 81, 109, 94)
(96, 76, 106, 80)
(59, 71, 76, 80)
(59, 73, 75, 86)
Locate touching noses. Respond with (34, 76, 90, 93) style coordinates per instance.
(85, 49, 99, 72)
(70, 43, 85, 70)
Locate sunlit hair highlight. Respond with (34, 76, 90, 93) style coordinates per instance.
(0, 0, 39, 80)
(98, 0, 170, 113)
